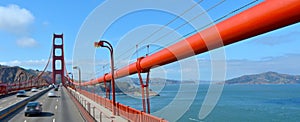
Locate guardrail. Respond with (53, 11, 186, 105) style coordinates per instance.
(0, 87, 51, 121)
(68, 87, 167, 122)
(1, 84, 47, 96)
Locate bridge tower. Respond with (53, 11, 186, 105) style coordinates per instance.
(52, 34, 65, 85)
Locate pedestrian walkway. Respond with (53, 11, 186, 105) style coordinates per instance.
(68, 88, 128, 122)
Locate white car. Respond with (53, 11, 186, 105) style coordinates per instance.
(31, 87, 38, 92)
(47, 91, 56, 97)
(16, 90, 26, 97)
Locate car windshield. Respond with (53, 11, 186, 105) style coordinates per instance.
(18, 90, 25, 93)
(27, 102, 38, 107)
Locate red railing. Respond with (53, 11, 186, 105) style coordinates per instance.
(0, 83, 47, 95)
(76, 89, 167, 122)
(0, 84, 8, 95)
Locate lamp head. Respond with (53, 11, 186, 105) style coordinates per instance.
(94, 41, 104, 48)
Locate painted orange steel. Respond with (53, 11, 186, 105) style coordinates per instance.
(79, 0, 300, 86)
(52, 34, 65, 85)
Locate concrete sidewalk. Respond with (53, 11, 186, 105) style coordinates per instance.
(68, 88, 128, 122)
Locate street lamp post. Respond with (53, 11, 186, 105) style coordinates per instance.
(73, 66, 81, 90)
(94, 40, 116, 115)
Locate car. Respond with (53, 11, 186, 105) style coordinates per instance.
(47, 91, 56, 97)
(54, 85, 59, 91)
(48, 84, 53, 88)
(24, 101, 42, 116)
(31, 87, 38, 92)
(16, 90, 26, 97)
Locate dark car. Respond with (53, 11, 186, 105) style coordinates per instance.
(16, 90, 26, 97)
(54, 85, 59, 91)
(24, 101, 43, 116)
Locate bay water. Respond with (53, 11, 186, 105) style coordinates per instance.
(115, 84, 300, 122)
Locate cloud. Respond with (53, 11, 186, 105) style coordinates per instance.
(0, 59, 73, 71)
(0, 60, 22, 66)
(0, 4, 34, 34)
(0, 59, 47, 67)
(250, 30, 300, 46)
(16, 37, 38, 48)
(174, 54, 300, 80)
(42, 21, 49, 27)
(217, 54, 300, 79)
(2, 54, 299, 81)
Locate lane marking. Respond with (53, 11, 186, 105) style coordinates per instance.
(56, 99, 58, 102)
(55, 105, 57, 110)
(53, 118, 55, 122)
(24, 120, 27, 122)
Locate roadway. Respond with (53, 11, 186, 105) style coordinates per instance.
(0, 90, 43, 111)
(9, 87, 84, 122)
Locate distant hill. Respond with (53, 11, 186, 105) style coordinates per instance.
(129, 77, 196, 85)
(0, 65, 51, 85)
(225, 71, 300, 84)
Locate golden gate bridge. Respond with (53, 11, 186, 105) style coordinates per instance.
(1, 0, 300, 121)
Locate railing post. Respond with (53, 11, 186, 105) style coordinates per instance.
(93, 107, 95, 118)
(99, 112, 102, 122)
(87, 102, 91, 113)
(80, 97, 82, 104)
(140, 111, 143, 122)
(116, 102, 119, 116)
(127, 106, 129, 120)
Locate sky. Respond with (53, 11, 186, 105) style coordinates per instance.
(0, 0, 299, 81)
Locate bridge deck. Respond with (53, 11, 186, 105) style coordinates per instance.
(8, 87, 84, 122)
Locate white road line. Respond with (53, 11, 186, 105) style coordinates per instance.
(55, 105, 57, 110)
(53, 118, 56, 122)
(24, 120, 27, 122)
(56, 99, 58, 102)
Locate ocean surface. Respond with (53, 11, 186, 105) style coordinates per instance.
(113, 84, 300, 122)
